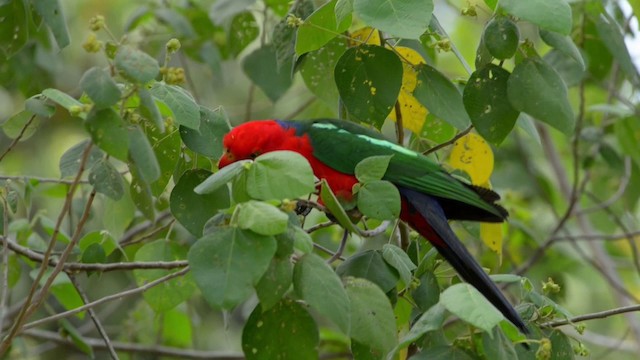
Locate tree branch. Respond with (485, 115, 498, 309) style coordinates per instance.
(543, 304, 640, 328)
(22, 267, 190, 331)
(21, 328, 243, 360)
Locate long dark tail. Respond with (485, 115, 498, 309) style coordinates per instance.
(398, 187, 528, 334)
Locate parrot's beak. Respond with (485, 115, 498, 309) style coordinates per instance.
(218, 149, 234, 168)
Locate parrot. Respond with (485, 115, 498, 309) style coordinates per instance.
(218, 118, 528, 334)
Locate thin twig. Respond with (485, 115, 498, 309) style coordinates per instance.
(0, 195, 10, 336)
(22, 267, 190, 331)
(283, 97, 316, 119)
(550, 230, 640, 242)
(0, 114, 37, 163)
(22, 328, 242, 360)
(576, 157, 632, 216)
(0, 175, 91, 184)
(423, 125, 473, 156)
(0, 142, 94, 355)
(1, 235, 188, 271)
(69, 275, 119, 359)
(326, 230, 349, 264)
(543, 304, 640, 328)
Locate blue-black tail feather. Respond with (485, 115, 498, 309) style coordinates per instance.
(399, 187, 528, 334)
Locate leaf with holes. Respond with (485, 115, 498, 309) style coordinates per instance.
(463, 64, 519, 145)
(335, 45, 403, 128)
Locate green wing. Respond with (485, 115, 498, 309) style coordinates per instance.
(294, 119, 506, 221)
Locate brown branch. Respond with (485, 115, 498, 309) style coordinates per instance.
(0, 175, 91, 184)
(543, 304, 640, 328)
(22, 266, 190, 331)
(69, 275, 119, 359)
(21, 328, 243, 360)
(1, 237, 188, 271)
(550, 230, 640, 242)
(0, 142, 94, 355)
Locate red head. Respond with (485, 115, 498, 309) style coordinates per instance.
(218, 120, 304, 168)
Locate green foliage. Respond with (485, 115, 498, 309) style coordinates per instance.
(2, 1, 639, 359)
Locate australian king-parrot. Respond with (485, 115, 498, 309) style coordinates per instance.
(218, 118, 528, 333)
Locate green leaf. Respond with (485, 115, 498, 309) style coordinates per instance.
(355, 155, 392, 182)
(242, 299, 319, 359)
(272, 0, 314, 69)
(596, 14, 640, 86)
(30, 270, 83, 318)
(170, 169, 230, 236)
(440, 283, 504, 332)
(481, 326, 517, 360)
(255, 257, 293, 310)
(209, 0, 257, 25)
(42, 88, 83, 114)
(337, 250, 399, 292)
(542, 49, 585, 88)
(320, 180, 360, 234)
(78, 231, 117, 256)
(32, 0, 70, 49)
(133, 240, 196, 313)
(2, 111, 40, 141)
(507, 57, 575, 135)
(149, 126, 181, 195)
(195, 160, 251, 194)
(236, 201, 289, 236)
(499, 0, 572, 35)
(381, 244, 416, 287)
(293, 253, 351, 333)
(482, 16, 519, 60)
(102, 186, 135, 239)
(85, 108, 129, 161)
(463, 64, 519, 145)
(114, 45, 160, 83)
(335, 0, 353, 23)
(89, 159, 125, 200)
(353, 0, 433, 39)
(292, 225, 314, 254)
(414, 64, 471, 130)
(0, 0, 29, 58)
(356, 180, 400, 220)
(130, 167, 155, 220)
(242, 44, 293, 102)
(180, 106, 230, 158)
(300, 37, 348, 105)
(150, 83, 200, 129)
(412, 270, 440, 312)
(345, 277, 397, 355)
(79, 67, 121, 109)
(539, 29, 585, 70)
(615, 117, 640, 167)
(59, 319, 93, 357)
(188, 227, 276, 309)
(412, 345, 475, 360)
(128, 126, 161, 183)
(390, 303, 445, 358)
(138, 87, 165, 132)
(335, 45, 403, 128)
(226, 12, 260, 58)
(247, 151, 315, 200)
(25, 95, 55, 117)
(295, 0, 352, 55)
(549, 329, 575, 359)
(162, 308, 193, 347)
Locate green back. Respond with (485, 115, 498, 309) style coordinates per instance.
(286, 119, 503, 218)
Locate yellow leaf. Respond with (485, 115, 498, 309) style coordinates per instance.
(449, 133, 494, 185)
(480, 222, 503, 261)
(349, 27, 381, 46)
(388, 47, 428, 133)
